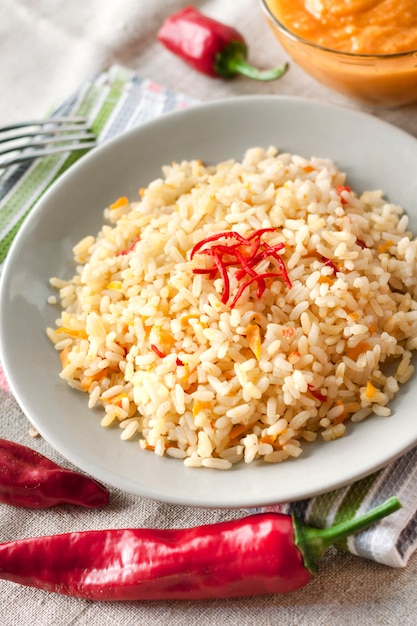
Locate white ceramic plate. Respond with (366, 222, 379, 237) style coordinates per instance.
(1, 96, 417, 509)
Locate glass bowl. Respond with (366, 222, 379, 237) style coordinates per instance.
(259, 0, 417, 107)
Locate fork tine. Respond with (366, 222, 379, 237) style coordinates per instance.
(0, 132, 96, 156)
(0, 116, 88, 133)
(0, 116, 96, 169)
(0, 142, 97, 168)
(0, 125, 90, 145)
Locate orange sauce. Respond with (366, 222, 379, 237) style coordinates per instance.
(263, 0, 417, 105)
(268, 0, 417, 54)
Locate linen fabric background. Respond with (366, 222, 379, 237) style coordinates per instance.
(1, 2, 417, 625)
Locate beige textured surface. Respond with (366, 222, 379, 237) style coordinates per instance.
(1, 1, 417, 624)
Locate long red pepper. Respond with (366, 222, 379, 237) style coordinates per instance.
(0, 497, 400, 600)
(0, 438, 109, 509)
(158, 6, 288, 81)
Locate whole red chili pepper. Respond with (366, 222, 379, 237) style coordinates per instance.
(158, 6, 288, 81)
(0, 497, 400, 599)
(0, 438, 109, 508)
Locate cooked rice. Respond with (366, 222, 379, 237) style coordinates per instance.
(46, 146, 417, 468)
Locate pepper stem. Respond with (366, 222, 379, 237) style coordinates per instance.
(215, 41, 289, 81)
(293, 496, 402, 575)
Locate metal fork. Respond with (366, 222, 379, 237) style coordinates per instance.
(0, 116, 96, 168)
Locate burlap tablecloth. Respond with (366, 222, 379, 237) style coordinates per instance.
(1, 1, 417, 624)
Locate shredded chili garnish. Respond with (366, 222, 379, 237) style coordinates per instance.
(150, 344, 166, 358)
(190, 231, 249, 258)
(335, 185, 351, 205)
(116, 236, 141, 256)
(151, 344, 183, 366)
(320, 255, 339, 276)
(230, 272, 283, 308)
(307, 384, 327, 402)
(191, 229, 291, 307)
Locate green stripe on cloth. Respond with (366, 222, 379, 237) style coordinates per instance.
(0, 156, 68, 262)
(45, 148, 92, 191)
(332, 470, 384, 552)
(90, 79, 129, 136)
(306, 486, 349, 526)
(0, 218, 25, 262)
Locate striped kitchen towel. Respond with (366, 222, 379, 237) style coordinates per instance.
(258, 447, 417, 568)
(0, 64, 416, 568)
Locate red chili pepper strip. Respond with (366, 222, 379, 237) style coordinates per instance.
(307, 384, 328, 403)
(321, 255, 339, 276)
(0, 439, 109, 509)
(234, 249, 260, 278)
(234, 243, 286, 280)
(158, 7, 288, 82)
(207, 249, 260, 275)
(150, 344, 167, 359)
(247, 227, 277, 240)
(335, 185, 351, 205)
(115, 236, 140, 256)
(197, 245, 242, 268)
(262, 243, 292, 288)
(242, 228, 277, 258)
(191, 231, 250, 259)
(151, 344, 184, 367)
(0, 498, 400, 600)
(230, 272, 283, 308)
(212, 253, 231, 304)
(193, 267, 219, 280)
